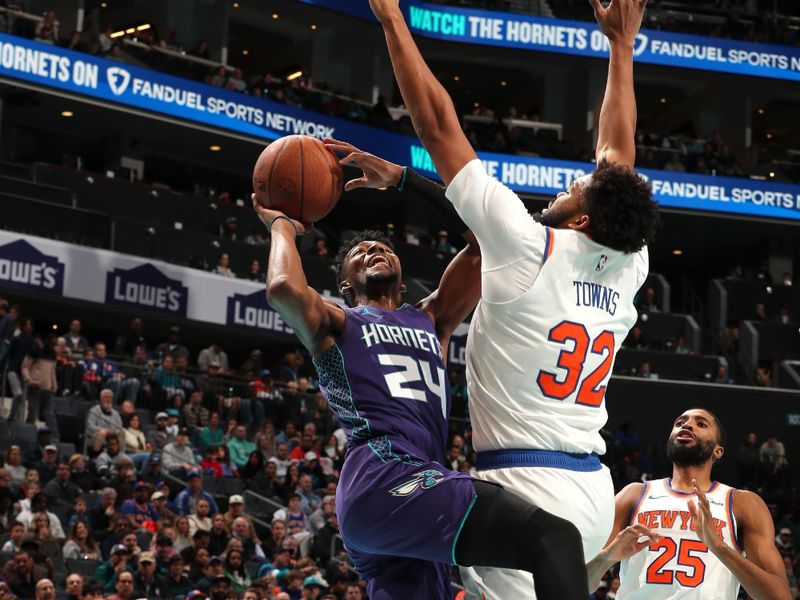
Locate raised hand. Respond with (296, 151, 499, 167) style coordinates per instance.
(369, 0, 401, 23)
(590, 0, 648, 45)
(601, 523, 661, 562)
(688, 478, 723, 552)
(251, 194, 310, 235)
(324, 138, 404, 191)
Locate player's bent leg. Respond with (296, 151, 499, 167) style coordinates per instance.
(454, 480, 588, 600)
(366, 558, 454, 600)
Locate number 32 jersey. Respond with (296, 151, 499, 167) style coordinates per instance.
(619, 478, 742, 600)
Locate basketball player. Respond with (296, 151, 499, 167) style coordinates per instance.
(587, 408, 790, 600)
(368, 0, 658, 596)
(252, 155, 589, 598)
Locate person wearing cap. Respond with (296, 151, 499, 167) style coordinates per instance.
(198, 343, 229, 373)
(95, 544, 135, 593)
(183, 389, 210, 435)
(94, 434, 134, 481)
(175, 470, 218, 516)
(149, 490, 175, 523)
(42, 460, 81, 511)
(227, 425, 256, 469)
(195, 555, 225, 594)
(300, 450, 325, 489)
(161, 428, 198, 476)
(208, 575, 231, 600)
(145, 411, 176, 453)
(33, 443, 60, 485)
(155, 326, 189, 362)
(23, 428, 54, 465)
(249, 369, 282, 425)
(303, 573, 329, 595)
(776, 527, 795, 559)
(85, 389, 123, 448)
(156, 554, 193, 599)
(120, 482, 159, 528)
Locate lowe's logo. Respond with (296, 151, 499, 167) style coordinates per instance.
(226, 289, 294, 334)
(105, 263, 187, 316)
(0, 239, 64, 294)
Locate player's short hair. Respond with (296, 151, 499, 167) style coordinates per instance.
(583, 160, 659, 253)
(334, 230, 396, 307)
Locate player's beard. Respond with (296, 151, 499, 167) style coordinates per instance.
(666, 436, 716, 467)
(533, 204, 572, 228)
(366, 270, 399, 285)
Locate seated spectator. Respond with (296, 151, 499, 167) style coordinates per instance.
(5, 445, 26, 489)
(95, 544, 135, 593)
(95, 342, 140, 404)
(62, 519, 99, 560)
(88, 487, 118, 531)
(183, 390, 210, 435)
(69, 453, 99, 493)
(154, 533, 178, 571)
(210, 66, 227, 87)
(217, 444, 238, 478)
(188, 498, 213, 536)
(760, 434, 789, 490)
(636, 287, 659, 313)
(43, 460, 81, 512)
(86, 389, 123, 449)
(296, 474, 322, 516)
(213, 252, 236, 278)
(66, 494, 89, 529)
(226, 67, 247, 92)
(195, 555, 226, 593)
(150, 489, 176, 524)
(162, 429, 197, 476)
(187, 547, 211, 582)
(120, 481, 159, 528)
(1, 520, 25, 553)
(4, 551, 48, 599)
(64, 573, 85, 600)
(714, 365, 733, 384)
(309, 494, 336, 535)
(154, 326, 190, 362)
(227, 425, 256, 468)
(122, 413, 149, 470)
(63, 319, 89, 356)
(224, 549, 251, 595)
(106, 570, 134, 600)
(95, 434, 133, 480)
(157, 554, 193, 598)
(114, 318, 147, 359)
(131, 551, 158, 598)
(246, 259, 264, 281)
(17, 492, 65, 539)
(312, 512, 340, 564)
(34, 10, 58, 44)
(232, 516, 265, 561)
(198, 342, 229, 372)
(175, 471, 219, 516)
(180, 529, 210, 566)
(146, 411, 176, 453)
(208, 514, 230, 556)
(29, 516, 61, 562)
(153, 354, 183, 399)
(250, 460, 283, 502)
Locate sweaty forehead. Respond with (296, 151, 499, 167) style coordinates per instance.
(573, 173, 593, 191)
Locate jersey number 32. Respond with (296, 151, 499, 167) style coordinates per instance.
(536, 320, 615, 407)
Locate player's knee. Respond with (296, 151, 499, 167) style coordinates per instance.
(526, 509, 584, 563)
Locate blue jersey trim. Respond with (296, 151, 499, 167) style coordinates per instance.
(314, 343, 371, 441)
(451, 493, 478, 565)
(476, 448, 602, 472)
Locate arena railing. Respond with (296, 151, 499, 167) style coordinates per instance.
(0, 6, 49, 25)
(121, 38, 234, 73)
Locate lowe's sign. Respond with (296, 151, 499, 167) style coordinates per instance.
(298, 0, 800, 82)
(1, 34, 800, 221)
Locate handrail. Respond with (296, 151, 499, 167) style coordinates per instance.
(122, 38, 234, 72)
(0, 6, 47, 24)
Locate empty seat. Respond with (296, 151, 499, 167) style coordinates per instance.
(65, 558, 100, 580)
(11, 423, 38, 446)
(58, 442, 77, 458)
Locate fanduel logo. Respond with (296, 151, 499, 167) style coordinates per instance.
(226, 289, 294, 334)
(634, 33, 649, 57)
(106, 66, 131, 95)
(105, 263, 187, 316)
(0, 239, 64, 294)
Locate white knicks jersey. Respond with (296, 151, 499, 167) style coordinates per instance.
(618, 478, 742, 600)
(464, 228, 646, 454)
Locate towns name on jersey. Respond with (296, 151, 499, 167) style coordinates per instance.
(360, 323, 443, 359)
(573, 281, 620, 316)
(637, 510, 728, 541)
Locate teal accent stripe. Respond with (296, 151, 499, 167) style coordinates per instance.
(451, 492, 478, 565)
(367, 441, 387, 463)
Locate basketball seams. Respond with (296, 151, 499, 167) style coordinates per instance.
(267, 137, 291, 209)
(318, 141, 339, 218)
(298, 136, 306, 223)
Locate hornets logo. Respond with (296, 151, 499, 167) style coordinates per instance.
(389, 469, 445, 497)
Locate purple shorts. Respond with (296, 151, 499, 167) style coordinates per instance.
(336, 442, 477, 599)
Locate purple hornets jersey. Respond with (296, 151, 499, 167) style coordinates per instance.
(314, 304, 451, 463)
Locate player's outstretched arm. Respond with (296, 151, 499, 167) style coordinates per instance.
(689, 484, 791, 600)
(253, 197, 344, 356)
(369, 0, 476, 186)
(586, 483, 659, 590)
(591, 0, 647, 169)
(324, 138, 481, 340)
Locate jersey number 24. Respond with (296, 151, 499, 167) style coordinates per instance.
(536, 320, 615, 407)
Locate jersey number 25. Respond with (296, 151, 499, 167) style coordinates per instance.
(536, 320, 615, 407)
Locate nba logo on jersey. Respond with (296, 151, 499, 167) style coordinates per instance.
(389, 470, 445, 497)
(596, 255, 609, 272)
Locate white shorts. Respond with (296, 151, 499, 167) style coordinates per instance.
(460, 463, 614, 600)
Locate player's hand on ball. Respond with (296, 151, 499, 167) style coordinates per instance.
(368, 0, 401, 22)
(251, 194, 310, 235)
(324, 138, 404, 191)
(590, 0, 647, 45)
(603, 524, 660, 561)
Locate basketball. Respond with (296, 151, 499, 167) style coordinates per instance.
(252, 135, 343, 224)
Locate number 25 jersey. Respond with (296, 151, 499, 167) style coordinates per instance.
(619, 478, 742, 600)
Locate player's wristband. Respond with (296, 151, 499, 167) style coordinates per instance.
(396, 166, 408, 192)
(402, 168, 469, 235)
(270, 215, 298, 235)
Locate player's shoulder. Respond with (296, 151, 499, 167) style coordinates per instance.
(616, 481, 646, 506)
(730, 488, 769, 517)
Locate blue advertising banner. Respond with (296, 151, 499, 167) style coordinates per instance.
(297, 0, 800, 82)
(1, 34, 799, 221)
(0, 239, 64, 295)
(105, 263, 188, 317)
(226, 289, 295, 334)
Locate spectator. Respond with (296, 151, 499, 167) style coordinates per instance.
(432, 230, 456, 254)
(5, 444, 26, 488)
(149, 489, 175, 523)
(94, 434, 133, 480)
(714, 365, 733, 384)
(114, 318, 148, 358)
(208, 514, 229, 556)
(223, 549, 251, 594)
(131, 551, 159, 598)
(227, 425, 256, 468)
(180, 529, 210, 566)
(96, 342, 140, 403)
(311, 238, 329, 258)
(636, 287, 659, 313)
(63, 319, 89, 356)
(782, 272, 793, 287)
(162, 429, 197, 476)
(146, 411, 175, 453)
(188, 498, 213, 536)
(154, 326, 190, 362)
(198, 343, 229, 372)
(122, 413, 149, 470)
(225, 67, 247, 92)
(221, 216, 239, 241)
(19, 335, 59, 434)
(251, 460, 283, 501)
(3, 551, 49, 598)
(62, 519, 99, 560)
(760, 434, 789, 490)
(777, 306, 791, 325)
(674, 335, 690, 354)
(69, 453, 99, 493)
(153, 354, 182, 399)
(34, 10, 58, 44)
(210, 66, 227, 87)
(88, 487, 118, 531)
(622, 326, 648, 350)
(246, 259, 264, 281)
(199, 411, 225, 450)
(34, 444, 60, 484)
(120, 481, 158, 528)
(754, 302, 767, 321)
(175, 471, 219, 516)
(106, 570, 134, 600)
(43, 460, 81, 510)
(34, 578, 56, 600)
(6, 318, 34, 417)
(86, 389, 123, 447)
(183, 389, 210, 434)
(738, 432, 760, 490)
(154, 534, 177, 570)
(776, 527, 796, 559)
(1, 521, 24, 553)
(95, 544, 134, 593)
(213, 253, 235, 278)
(309, 494, 336, 535)
(64, 573, 84, 600)
(157, 555, 193, 598)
